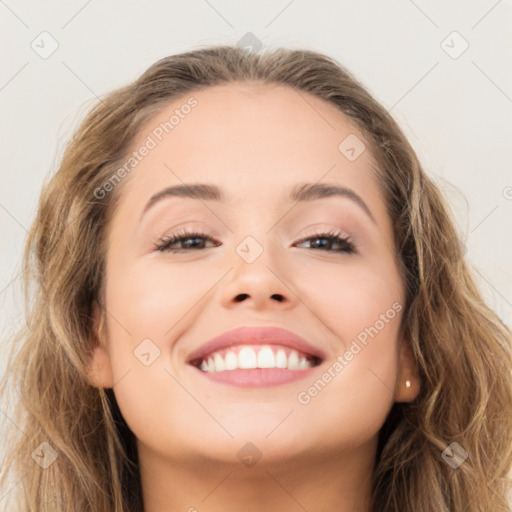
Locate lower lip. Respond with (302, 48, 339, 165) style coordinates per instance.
(192, 366, 318, 387)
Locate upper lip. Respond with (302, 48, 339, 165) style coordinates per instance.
(186, 326, 326, 365)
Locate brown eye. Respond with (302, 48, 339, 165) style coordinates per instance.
(155, 230, 219, 253)
(294, 230, 356, 254)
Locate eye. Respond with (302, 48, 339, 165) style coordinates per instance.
(293, 229, 356, 254)
(155, 229, 219, 253)
(154, 228, 356, 254)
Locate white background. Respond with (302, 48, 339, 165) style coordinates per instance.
(1, 0, 511, 502)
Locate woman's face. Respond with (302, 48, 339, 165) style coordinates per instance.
(89, 82, 419, 469)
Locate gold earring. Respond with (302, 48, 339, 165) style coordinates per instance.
(405, 380, 411, 388)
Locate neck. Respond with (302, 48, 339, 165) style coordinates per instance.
(138, 438, 376, 512)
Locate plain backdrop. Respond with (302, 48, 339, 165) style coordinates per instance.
(1, 0, 511, 500)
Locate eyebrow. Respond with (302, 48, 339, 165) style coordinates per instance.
(141, 182, 376, 224)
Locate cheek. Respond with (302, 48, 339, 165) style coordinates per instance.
(105, 258, 205, 341)
(290, 257, 402, 441)
(101, 260, 199, 450)
(101, 258, 222, 439)
(294, 252, 404, 344)
(293, 348, 398, 451)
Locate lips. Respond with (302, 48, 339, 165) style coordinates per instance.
(186, 326, 325, 371)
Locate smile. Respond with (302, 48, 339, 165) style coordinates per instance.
(186, 326, 325, 387)
(193, 344, 320, 372)
(189, 344, 322, 387)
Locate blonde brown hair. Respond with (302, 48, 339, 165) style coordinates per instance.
(1, 45, 511, 511)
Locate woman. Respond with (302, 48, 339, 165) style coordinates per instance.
(1, 45, 511, 511)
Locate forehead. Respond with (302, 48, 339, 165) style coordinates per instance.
(120, 82, 380, 197)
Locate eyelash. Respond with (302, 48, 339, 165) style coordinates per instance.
(155, 228, 356, 255)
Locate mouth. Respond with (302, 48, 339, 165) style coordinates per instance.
(186, 326, 325, 388)
(190, 344, 322, 372)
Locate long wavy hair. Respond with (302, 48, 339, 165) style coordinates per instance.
(1, 45, 511, 512)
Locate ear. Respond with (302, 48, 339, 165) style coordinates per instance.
(394, 339, 421, 402)
(87, 299, 115, 388)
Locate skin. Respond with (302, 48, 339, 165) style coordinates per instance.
(88, 82, 420, 512)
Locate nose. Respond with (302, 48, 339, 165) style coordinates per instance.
(220, 237, 296, 311)
(234, 291, 285, 303)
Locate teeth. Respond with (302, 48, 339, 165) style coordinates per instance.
(214, 353, 225, 372)
(257, 346, 275, 368)
(197, 345, 315, 373)
(287, 351, 300, 370)
(238, 347, 257, 369)
(225, 351, 238, 370)
(275, 349, 287, 368)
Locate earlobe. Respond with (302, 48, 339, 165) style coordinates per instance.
(87, 300, 115, 389)
(395, 339, 421, 403)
